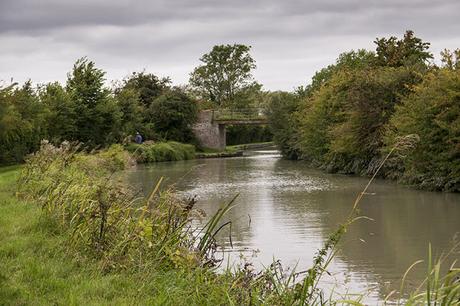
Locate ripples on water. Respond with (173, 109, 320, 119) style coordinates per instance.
(127, 149, 460, 304)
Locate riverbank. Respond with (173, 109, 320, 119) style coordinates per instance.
(196, 141, 274, 159)
(0, 169, 245, 304)
(126, 141, 275, 161)
(0, 154, 256, 305)
(0, 144, 325, 305)
(2, 143, 378, 305)
(1, 145, 457, 305)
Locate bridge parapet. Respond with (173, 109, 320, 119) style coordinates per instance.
(213, 108, 267, 123)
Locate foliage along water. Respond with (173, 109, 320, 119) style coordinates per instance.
(126, 149, 460, 304)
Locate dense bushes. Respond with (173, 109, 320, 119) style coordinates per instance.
(0, 61, 199, 165)
(125, 141, 196, 163)
(115, 72, 198, 142)
(0, 82, 45, 164)
(268, 31, 460, 191)
(386, 68, 460, 191)
(297, 67, 419, 174)
(17, 142, 206, 270)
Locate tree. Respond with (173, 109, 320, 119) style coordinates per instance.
(66, 57, 122, 146)
(374, 30, 433, 67)
(266, 91, 301, 159)
(440, 48, 460, 70)
(386, 68, 460, 191)
(114, 87, 144, 139)
(115, 71, 172, 140)
(0, 81, 45, 163)
(39, 82, 76, 142)
(294, 66, 421, 174)
(189, 44, 257, 106)
(118, 71, 170, 108)
(148, 88, 198, 143)
(303, 49, 377, 97)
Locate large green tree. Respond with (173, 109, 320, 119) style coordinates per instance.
(148, 88, 198, 143)
(118, 71, 170, 108)
(66, 57, 122, 146)
(114, 71, 172, 139)
(0, 82, 45, 163)
(39, 82, 76, 142)
(386, 64, 460, 191)
(189, 44, 258, 106)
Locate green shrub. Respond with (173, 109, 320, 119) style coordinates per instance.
(295, 67, 420, 175)
(147, 89, 198, 143)
(17, 141, 204, 271)
(266, 91, 302, 159)
(386, 68, 460, 191)
(126, 141, 195, 163)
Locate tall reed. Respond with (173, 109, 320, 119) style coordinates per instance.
(18, 141, 227, 272)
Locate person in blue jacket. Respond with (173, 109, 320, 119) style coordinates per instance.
(134, 132, 143, 144)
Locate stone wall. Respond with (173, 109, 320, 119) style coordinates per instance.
(192, 110, 226, 151)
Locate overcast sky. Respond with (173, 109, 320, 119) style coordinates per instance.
(0, 0, 459, 91)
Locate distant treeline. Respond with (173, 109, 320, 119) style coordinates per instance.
(3, 32, 459, 192)
(0, 59, 200, 164)
(267, 31, 460, 192)
(0, 44, 274, 165)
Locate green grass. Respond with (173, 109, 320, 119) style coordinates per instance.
(0, 166, 250, 305)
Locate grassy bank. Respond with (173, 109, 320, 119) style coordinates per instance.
(123, 141, 274, 162)
(3, 142, 357, 305)
(0, 147, 254, 305)
(125, 141, 196, 163)
(0, 170, 243, 305)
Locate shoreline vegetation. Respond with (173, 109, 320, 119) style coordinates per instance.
(267, 32, 460, 192)
(1, 32, 458, 192)
(125, 141, 275, 163)
(1, 142, 459, 305)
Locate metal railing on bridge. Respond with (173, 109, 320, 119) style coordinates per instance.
(212, 108, 267, 122)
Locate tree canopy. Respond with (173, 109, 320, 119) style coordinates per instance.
(374, 30, 433, 67)
(189, 44, 258, 107)
(267, 31, 460, 191)
(66, 57, 122, 147)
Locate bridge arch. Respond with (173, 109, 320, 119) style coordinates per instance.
(192, 109, 268, 151)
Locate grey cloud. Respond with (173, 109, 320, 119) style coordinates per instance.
(0, 0, 459, 90)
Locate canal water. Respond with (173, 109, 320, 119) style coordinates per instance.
(126, 149, 460, 304)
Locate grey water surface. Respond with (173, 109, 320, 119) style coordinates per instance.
(126, 149, 460, 304)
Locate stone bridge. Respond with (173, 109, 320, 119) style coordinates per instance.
(192, 109, 268, 150)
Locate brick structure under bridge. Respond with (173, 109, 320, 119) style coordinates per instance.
(192, 109, 268, 151)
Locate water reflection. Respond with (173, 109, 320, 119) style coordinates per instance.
(125, 150, 460, 304)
